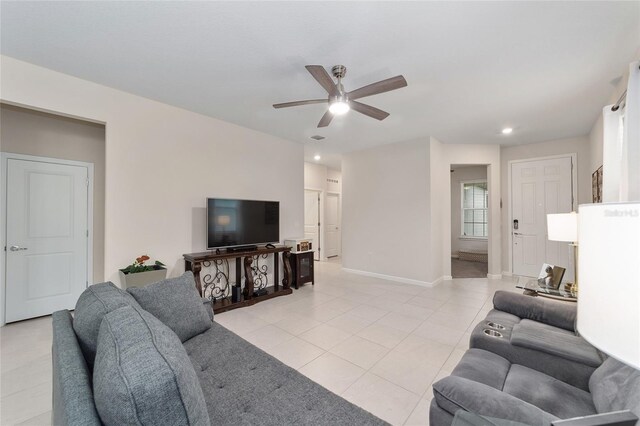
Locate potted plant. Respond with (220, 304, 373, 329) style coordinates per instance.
(119, 255, 167, 288)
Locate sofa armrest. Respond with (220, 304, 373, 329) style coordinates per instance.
(202, 297, 214, 322)
(551, 410, 639, 426)
(493, 291, 576, 332)
(52, 310, 102, 426)
(433, 375, 558, 426)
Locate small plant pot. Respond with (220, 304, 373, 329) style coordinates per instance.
(119, 267, 167, 289)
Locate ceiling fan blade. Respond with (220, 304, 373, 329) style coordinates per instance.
(306, 65, 337, 95)
(273, 99, 326, 109)
(348, 75, 407, 100)
(317, 110, 333, 128)
(349, 100, 390, 121)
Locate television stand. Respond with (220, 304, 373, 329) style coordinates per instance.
(183, 245, 293, 314)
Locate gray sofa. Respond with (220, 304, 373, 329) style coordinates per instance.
(53, 272, 387, 425)
(430, 291, 640, 425)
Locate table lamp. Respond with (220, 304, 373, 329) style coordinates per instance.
(577, 202, 640, 369)
(547, 212, 578, 292)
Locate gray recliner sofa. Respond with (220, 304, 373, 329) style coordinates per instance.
(429, 291, 640, 425)
(52, 273, 387, 426)
(470, 291, 604, 390)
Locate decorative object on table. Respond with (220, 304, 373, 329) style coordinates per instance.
(284, 238, 313, 253)
(578, 202, 640, 369)
(537, 263, 565, 289)
(119, 255, 167, 288)
(592, 165, 603, 203)
(547, 212, 578, 295)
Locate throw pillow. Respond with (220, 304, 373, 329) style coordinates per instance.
(73, 281, 140, 368)
(93, 305, 210, 426)
(127, 271, 212, 342)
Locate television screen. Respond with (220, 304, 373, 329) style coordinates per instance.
(207, 198, 279, 249)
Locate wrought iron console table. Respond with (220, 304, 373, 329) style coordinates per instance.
(183, 246, 293, 314)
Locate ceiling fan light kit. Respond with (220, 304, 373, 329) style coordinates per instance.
(273, 64, 407, 128)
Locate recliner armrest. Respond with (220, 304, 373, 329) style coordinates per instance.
(432, 375, 558, 426)
(493, 291, 576, 332)
(551, 410, 639, 426)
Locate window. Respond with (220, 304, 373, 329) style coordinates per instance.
(461, 181, 488, 238)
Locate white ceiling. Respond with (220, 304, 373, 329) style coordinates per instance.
(2, 2, 639, 169)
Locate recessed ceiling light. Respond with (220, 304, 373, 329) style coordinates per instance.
(502, 127, 513, 135)
(314, 154, 321, 161)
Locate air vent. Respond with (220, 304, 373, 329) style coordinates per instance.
(310, 135, 325, 141)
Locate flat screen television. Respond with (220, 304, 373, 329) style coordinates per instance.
(207, 198, 279, 249)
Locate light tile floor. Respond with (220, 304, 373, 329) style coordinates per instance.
(0, 260, 521, 425)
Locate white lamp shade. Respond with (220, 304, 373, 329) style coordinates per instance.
(577, 203, 640, 369)
(547, 212, 578, 242)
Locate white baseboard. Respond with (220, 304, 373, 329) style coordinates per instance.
(341, 267, 440, 288)
(501, 271, 513, 277)
(450, 254, 459, 259)
(443, 275, 453, 281)
(487, 273, 503, 279)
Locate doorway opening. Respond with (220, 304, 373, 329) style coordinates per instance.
(450, 165, 489, 278)
(1, 104, 105, 325)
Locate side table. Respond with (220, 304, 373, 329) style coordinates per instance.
(290, 251, 314, 289)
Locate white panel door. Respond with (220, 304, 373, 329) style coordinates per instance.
(304, 190, 320, 261)
(511, 157, 573, 278)
(325, 193, 341, 258)
(5, 158, 89, 322)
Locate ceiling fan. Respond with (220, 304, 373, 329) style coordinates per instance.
(273, 65, 407, 128)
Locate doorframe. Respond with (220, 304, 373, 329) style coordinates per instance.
(506, 153, 577, 276)
(325, 191, 342, 258)
(1, 152, 94, 326)
(304, 187, 323, 261)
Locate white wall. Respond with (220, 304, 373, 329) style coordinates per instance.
(450, 165, 488, 256)
(500, 136, 590, 274)
(0, 56, 304, 291)
(342, 139, 431, 285)
(429, 139, 501, 280)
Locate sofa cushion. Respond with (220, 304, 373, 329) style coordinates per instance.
(503, 364, 596, 419)
(589, 357, 640, 416)
(432, 375, 557, 425)
(93, 305, 210, 426)
(127, 271, 212, 342)
(73, 281, 140, 368)
(450, 348, 511, 390)
(511, 320, 603, 367)
(493, 291, 576, 331)
(183, 322, 387, 425)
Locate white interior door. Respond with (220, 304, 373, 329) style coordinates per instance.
(325, 193, 341, 258)
(511, 156, 573, 278)
(5, 158, 89, 322)
(304, 190, 320, 261)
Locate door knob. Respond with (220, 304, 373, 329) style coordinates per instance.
(9, 245, 27, 251)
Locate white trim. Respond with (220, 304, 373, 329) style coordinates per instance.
(443, 275, 453, 281)
(506, 153, 578, 276)
(1, 152, 94, 326)
(487, 273, 503, 280)
(502, 270, 513, 277)
(341, 267, 440, 288)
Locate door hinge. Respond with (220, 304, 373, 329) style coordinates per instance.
(86, 230, 89, 237)
(86, 178, 89, 186)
